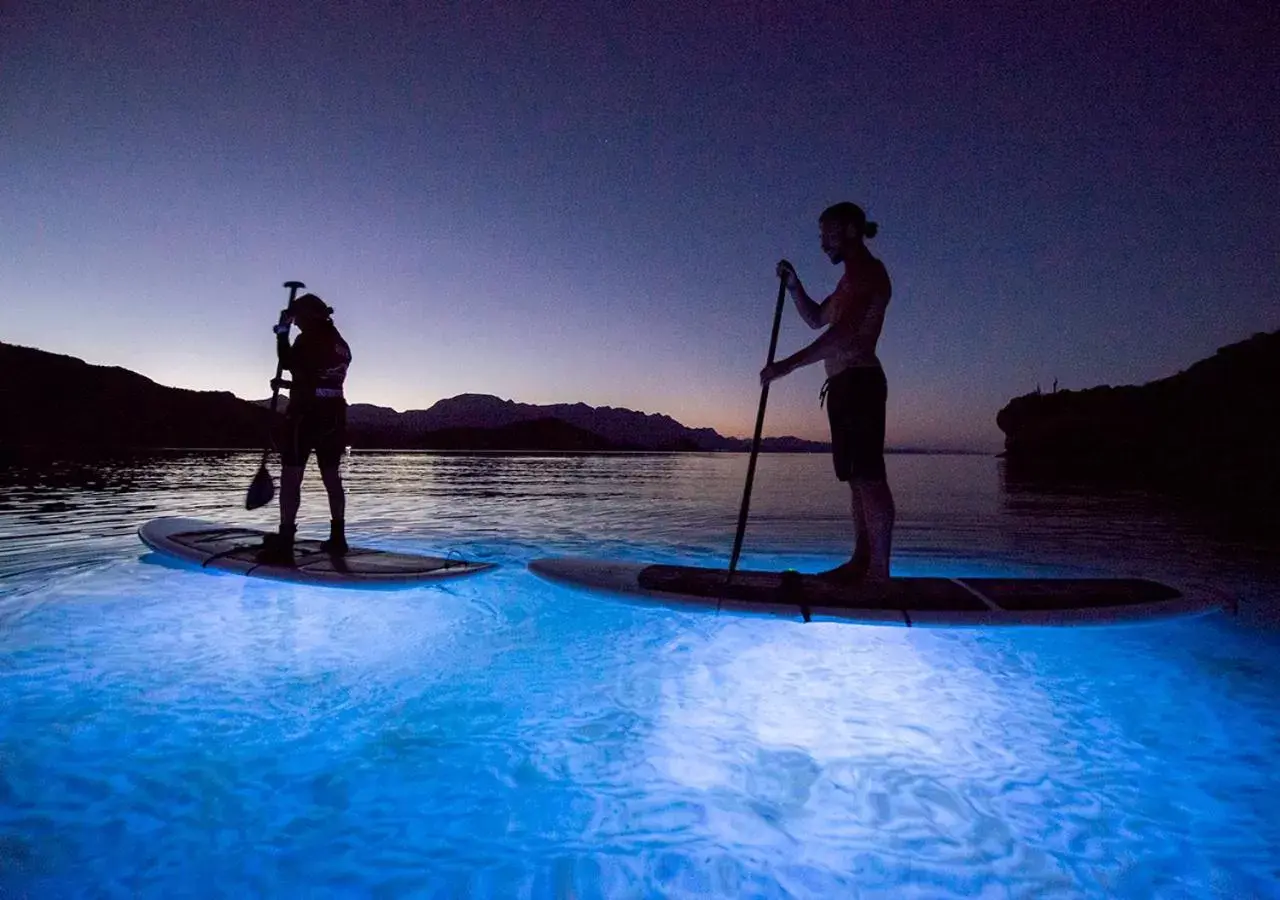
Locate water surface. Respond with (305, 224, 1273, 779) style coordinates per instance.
(1, 452, 1278, 897)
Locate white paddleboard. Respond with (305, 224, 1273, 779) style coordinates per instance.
(140, 516, 495, 588)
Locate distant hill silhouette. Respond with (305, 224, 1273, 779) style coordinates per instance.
(365, 395, 832, 452)
(338, 394, 715, 451)
(412, 418, 621, 452)
(997, 329, 1280, 531)
(1, 341, 830, 454)
(259, 391, 830, 452)
(0, 342, 271, 451)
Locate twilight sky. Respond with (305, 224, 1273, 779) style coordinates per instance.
(3, 0, 1277, 449)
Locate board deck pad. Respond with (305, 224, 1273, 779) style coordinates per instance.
(529, 558, 1221, 626)
(140, 517, 495, 587)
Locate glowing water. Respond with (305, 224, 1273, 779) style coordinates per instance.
(1, 452, 1277, 897)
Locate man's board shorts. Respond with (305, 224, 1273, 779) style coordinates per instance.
(279, 398, 347, 468)
(821, 366, 887, 482)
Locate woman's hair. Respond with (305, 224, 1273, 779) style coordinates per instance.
(292, 293, 334, 317)
(820, 202, 878, 239)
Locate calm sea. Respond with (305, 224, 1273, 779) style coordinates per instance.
(1, 451, 1278, 897)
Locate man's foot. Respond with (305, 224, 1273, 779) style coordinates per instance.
(852, 575, 891, 602)
(817, 559, 866, 583)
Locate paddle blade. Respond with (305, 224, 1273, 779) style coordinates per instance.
(245, 465, 275, 510)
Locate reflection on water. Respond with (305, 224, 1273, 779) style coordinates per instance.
(1, 451, 1278, 897)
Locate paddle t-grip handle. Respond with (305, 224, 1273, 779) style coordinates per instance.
(281, 280, 306, 320)
(727, 272, 789, 581)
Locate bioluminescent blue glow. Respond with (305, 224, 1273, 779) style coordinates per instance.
(1, 453, 1278, 896)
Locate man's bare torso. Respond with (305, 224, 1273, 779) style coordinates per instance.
(823, 253, 891, 377)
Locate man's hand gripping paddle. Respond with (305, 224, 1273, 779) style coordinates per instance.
(245, 280, 305, 510)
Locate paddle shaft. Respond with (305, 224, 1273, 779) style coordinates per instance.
(728, 273, 789, 580)
(260, 281, 305, 466)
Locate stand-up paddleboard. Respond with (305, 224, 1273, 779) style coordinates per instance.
(140, 517, 495, 588)
(528, 558, 1227, 626)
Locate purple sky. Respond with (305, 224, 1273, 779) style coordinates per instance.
(3, 0, 1277, 448)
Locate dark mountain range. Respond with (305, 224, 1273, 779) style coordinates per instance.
(0, 342, 271, 452)
(340, 394, 715, 451)
(410, 418, 622, 452)
(260, 392, 829, 452)
(0, 341, 829, 454)
(997, 328, 1280, 532)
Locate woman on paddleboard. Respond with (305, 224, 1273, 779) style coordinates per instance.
(259, 293, 352, 563)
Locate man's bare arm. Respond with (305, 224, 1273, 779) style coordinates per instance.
(774, 319, 856, 372)
(762, 287, 888, 383)
(792, 283, 828, 329)
(778, 260, 826, 329)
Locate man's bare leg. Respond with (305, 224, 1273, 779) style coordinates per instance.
(851, 486, 871, 574)
(855, 477, 895, 584)
(819, 484, 871, 581)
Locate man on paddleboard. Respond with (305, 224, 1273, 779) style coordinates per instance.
(760, 202, 895, 588)
(259, 293, 353, 562)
